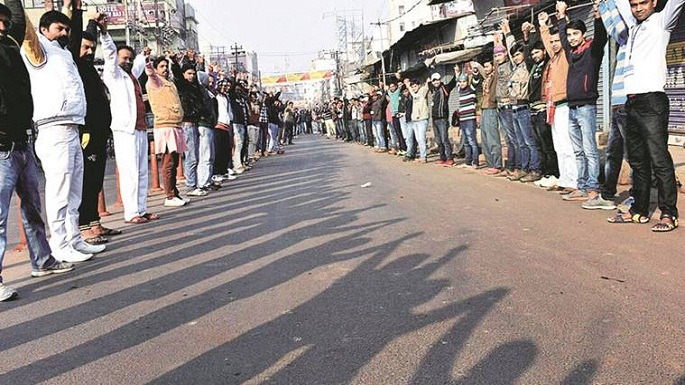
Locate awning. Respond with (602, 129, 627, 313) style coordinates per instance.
(424, 47, 482, 68)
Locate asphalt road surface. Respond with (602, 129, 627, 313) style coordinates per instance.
(1, 135, 685, 385)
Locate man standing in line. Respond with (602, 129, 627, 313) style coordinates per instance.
(608, 0, 685, 232)
(0, 0, 75, 300)
(429, 69, 458, 166)
(146, 56, 188, 207)
(71, 8, 123, 243)
(473, 55, 503, 175)
(556, 0, 607, 201)
(22, 0, 104, 262)
(171, 56, 206, 197)
(539, 11, 577, 193)
(99, 14, 156, 224)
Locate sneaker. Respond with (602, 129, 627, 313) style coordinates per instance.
(234, 167, 245, 174)
(582, 196, 618, 210)
(0, 283, 18, 302)
(211, 175, 224, 183)
(562, 189, 589, 201)
(187, 188, 208, 197)
(508, 170, 528, 181)
(209, 182, 222, 190)
(539, 176, 558, 188)
(534, 177, 548, 187)
(31, 261, 75, 277)
(520, 171, 542, 183)
(73, 240, 106, 254)
(222, 173, 237, 181)
(414, 158, 427, 164)
(227, 169, 237, 176)
(164, 197, 187, 207)
(53, 247, 93, 263)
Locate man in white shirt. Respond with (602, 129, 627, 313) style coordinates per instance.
(609, 0, 685, 232)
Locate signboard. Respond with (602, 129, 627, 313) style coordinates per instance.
(440, 0, 475, 18)
(97, 3, 167, 26)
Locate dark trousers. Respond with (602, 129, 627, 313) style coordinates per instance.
(162, 151, 179, 199)
(531, 109, 559, 177)
(601, 106, 627, 199)
(241, 130, 249, 164)
(213, 128, 230, 175)
(227, 127, 235, 170)
(392, 116, 407, 151)
(625, 92, 678, 218)
(364, 120, 373, 146)
(78, 133, 107, 228)
(258, 123, 268, 154)
(285, 122, 294, 144)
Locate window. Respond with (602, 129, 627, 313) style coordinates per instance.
(23, 0, 46, 8)
(398, 5, 405, 15)
(399, 22, 405, 32)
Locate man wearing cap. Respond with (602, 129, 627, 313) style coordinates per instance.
(0, 0, 76, 300)
(429, 69, 458, 166)
(492, 27, 520, 178)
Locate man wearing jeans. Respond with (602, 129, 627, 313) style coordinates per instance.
(0, 0, 74, 300)
(608, 0, 685, 232)
(473, 58, 502, 174)
(172, 58, 205, 197)
(557, 1, 607, 202)
(429, 69, 457, 166)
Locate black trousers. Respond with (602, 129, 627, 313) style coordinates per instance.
(285, 122, 294, 144)
(78, 131, 108, 228)
(392, 116, 407, 151)
(531, 109, 559, 177)
(625, 92, 678, 218)
(364, 120, 373, 146)
(259, 122, 268, 153)
(213, 128, 230, 175)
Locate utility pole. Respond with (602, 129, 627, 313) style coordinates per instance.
(230, 42, 245, 72)
(154, 0, 162, 53)
(123, 0, 131, 46)
(371, 19, 387, 86)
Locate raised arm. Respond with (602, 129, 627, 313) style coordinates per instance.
(590, 10, 608, 58)
(21, 12, 45, 67)
(660, 0, 685, 32)
(132, 47, 149, 78)
(67, 1, 84, 62)
(556, 1, 572, 61)
(145, 62, 163, 90)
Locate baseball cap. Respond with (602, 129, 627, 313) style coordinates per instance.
(430, 73, 441, 81)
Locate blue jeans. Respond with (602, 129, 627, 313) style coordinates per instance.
(512, 106, 541, 172)
(0, 147, 59, 282)
(461, 119, 479, 166)
(433, 118, 452, 161)
(498, 108, 519, 170)
(198, 125, 215, 189)
(481, 108, 503, 169)
(372, 121, 386, 148)
(601, 106, 627, 199)
(568, 105, 600, 191)
(182, 122, 199, 189)
(387, 121, 398, 149)
(407, 119, 428, 160)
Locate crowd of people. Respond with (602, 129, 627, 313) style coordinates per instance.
(0, 0, 295, 301)
(311, 0, 682, 234)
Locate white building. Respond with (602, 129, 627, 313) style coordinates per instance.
(386, 0, 441, 45)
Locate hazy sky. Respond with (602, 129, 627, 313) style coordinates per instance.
(186, 0, 390, 74)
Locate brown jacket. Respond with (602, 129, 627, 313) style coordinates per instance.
(540, 24, 568, 103)
(146, 73, 184, 128)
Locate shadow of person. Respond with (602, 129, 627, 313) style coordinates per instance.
(147, 246, 513, 385)
(452, 340, 538, 385)
(561, 360, 599, 385)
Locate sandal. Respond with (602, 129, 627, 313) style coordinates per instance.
(125, 216, 148, 224)
(607, 213, 650, 224)
(84, 235, 108, 245)
(98, 226, 122, 236)
(651, 215, 679, 233)
(142, 213, 160, 221)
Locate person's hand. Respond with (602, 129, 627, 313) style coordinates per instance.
(500, 19, 511, 35)
(493, 31, 503, 45)
(142, 47, 151, 56)
(538, 11, 549, 27)
(454, 64, 461, 75)
(74, 0, 82, 10)
(593, 0, 601, 19)
(556, 1, 568, 19)
(522, 21, 534, 35)
(62, 0, 72, 10)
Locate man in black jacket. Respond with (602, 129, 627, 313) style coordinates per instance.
(171, 57, 207, 196)
(70, 8, 120, 245)
(557, 1, 607, 202)
(429, 69, 458, 165)
(0, 0, 74, 301)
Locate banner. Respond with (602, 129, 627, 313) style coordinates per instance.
(503, 0, 540, 6)
(262, 71, 333, 85)
(97, 2, 167, 26)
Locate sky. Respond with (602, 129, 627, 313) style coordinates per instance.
(185, 0, 390, 75)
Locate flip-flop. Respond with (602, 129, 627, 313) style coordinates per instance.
(84, 235, 108, 245)
(125, 216, 148, 224)
(607, 213, 649, 224)
(652, 215, 679, 233)
(142, 213, 160, 221)
(99, 226, 122, 236)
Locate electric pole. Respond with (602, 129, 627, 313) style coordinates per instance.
(231, 42, 245, 72)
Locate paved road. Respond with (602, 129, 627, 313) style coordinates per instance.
(2, 135, 685, 385)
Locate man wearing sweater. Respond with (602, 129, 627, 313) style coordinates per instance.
(22, 0, 104, 262)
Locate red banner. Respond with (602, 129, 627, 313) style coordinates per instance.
(96, 3, 167, 26)
(503, 0, 540, 6)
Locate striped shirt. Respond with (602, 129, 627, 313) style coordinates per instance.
(458, 84, 477, 122)
(599, 0, 633, 106)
